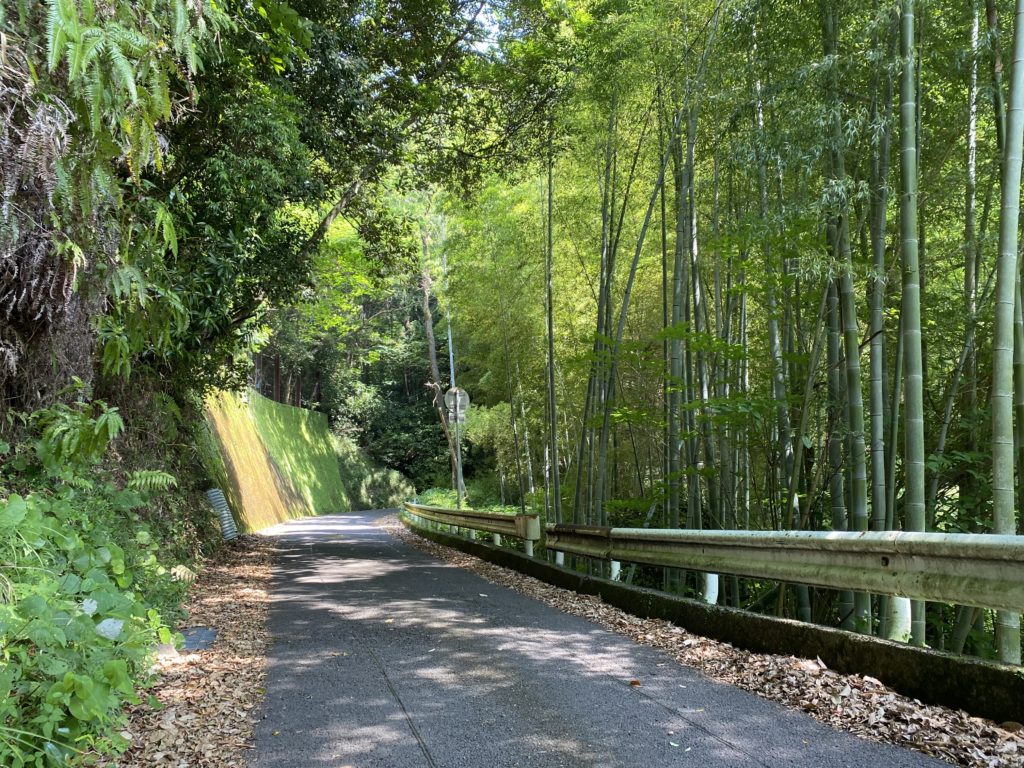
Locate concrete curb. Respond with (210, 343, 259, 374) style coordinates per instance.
(406, 520, 1024, 724)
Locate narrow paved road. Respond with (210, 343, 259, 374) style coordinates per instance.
(252, 512, 940, 768)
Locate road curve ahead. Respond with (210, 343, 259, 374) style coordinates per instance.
(251, 511, 940, 768)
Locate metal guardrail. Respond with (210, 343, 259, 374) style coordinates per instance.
(546, 524, 1024, 613)
(401, 501, 1024, 612)
(403, 502, 541, 555)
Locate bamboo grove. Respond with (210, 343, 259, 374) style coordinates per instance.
(437, 0, 1024, 664)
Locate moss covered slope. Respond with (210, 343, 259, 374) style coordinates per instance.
(205, 389, 413, 531)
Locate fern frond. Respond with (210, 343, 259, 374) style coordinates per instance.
(58, 0, 81, 39)
(170, 564, 197, 583)
(69, 29, 104, 80)
(46, 0, 66, 71)
(154, 203, 177, 257)
(184, 38, 198, 75)
(127, 469, 177, 492)
(108, 42, 138, 103)
(63, 473, 95, 489)
(85, 65, 104, 129)
(148, 66, 170, 120)
(109, 25, 150, 58)
(173, 0, 188, 48)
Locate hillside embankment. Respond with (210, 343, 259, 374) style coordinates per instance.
(205, 389, 412, 530)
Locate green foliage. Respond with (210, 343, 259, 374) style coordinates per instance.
(0, 406, 188, 766)
(415, 486, 522, 517)
(44, 0, 216, 180)
(333, 434, 414, 510)
(31, 398, 124, 477)
(126, 470, 178, 493)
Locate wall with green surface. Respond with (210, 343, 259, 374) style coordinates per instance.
(205, 389, 348, 531)
(248, 390, 349, 516)
(205, 389, 413, 530)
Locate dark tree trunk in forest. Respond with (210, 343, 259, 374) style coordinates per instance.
(420, 263, 460, 494)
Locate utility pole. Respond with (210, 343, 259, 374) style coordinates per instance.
(442, 252, 467, 507)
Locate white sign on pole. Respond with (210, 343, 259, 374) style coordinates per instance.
(444, 387, 469, 423)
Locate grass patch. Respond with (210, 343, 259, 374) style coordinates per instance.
(415, 487, 522, 516)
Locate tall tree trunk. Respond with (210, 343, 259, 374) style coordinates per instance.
(440, 252, 467, 505)
(828, 276, 856, 631)
(573, 107, 617, 525)
(663, 87, 671, 528)
(787, 282, 829, 531)
(520, 397, 536, 495)
(496, 296, 528, 513)
(899, 0, 927, 647)
(545, 128, 563, 523)
(963, 1, 982, 541)
(870, 7, 895, 536)
(822, 3, 871, 632)
(420, 263, 459, 492)
(990, 0, 1024, 667)
(753, 40, 794, 524)
(669, 128, 685, 531)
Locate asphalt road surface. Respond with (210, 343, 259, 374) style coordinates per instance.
(250, 511, 941, 768)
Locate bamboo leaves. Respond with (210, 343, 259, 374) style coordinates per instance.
(426, 0, 1024, 656)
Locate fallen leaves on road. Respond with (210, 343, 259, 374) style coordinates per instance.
(102, 535, 275, 768)
(382, 515, 1024, 768)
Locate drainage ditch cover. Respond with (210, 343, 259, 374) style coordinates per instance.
(180, 626, 217, 651)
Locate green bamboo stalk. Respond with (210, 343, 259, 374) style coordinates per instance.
(823, 2, 871, 634)
(545, 126, 562, 524)
(869, 6, 895, 536)
(990, 0, 1024, 666)
(899, 0, 927, 647)
(827, 275, 855, 631)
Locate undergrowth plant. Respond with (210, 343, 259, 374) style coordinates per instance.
(0, 397, 188, 766)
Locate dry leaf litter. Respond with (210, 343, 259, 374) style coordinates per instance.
(381, 514, 1024, 768)
(101, 534, 274, 768)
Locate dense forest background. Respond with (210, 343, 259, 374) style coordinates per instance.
(3, 0, 1024, 762)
